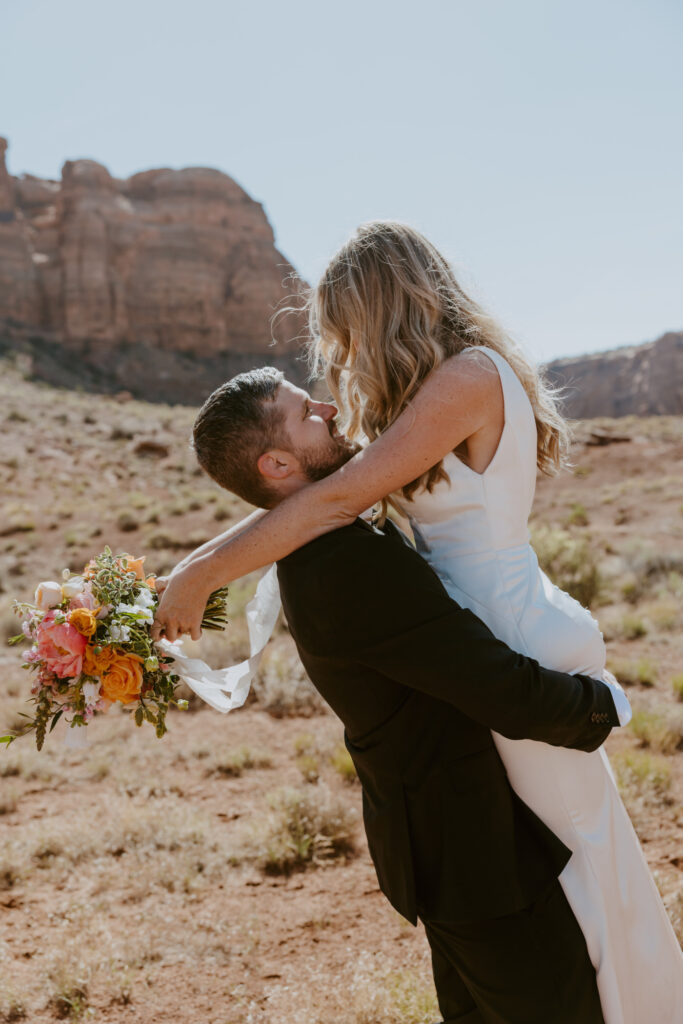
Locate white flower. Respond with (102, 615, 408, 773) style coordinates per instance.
(35, 581, 63, 610)
(135, 588, 156, 610)
(116, 599, 153, 623)
(62, 576, 85, 599)
(82, 681, 101, 707)
(108, 623, 131, 642)
(115, 602, 138, 615)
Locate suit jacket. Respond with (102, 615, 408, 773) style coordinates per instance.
(276, 518, 618, 926)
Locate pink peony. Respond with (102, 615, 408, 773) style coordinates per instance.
(36, 611, 87, 679)
(69, 583, 97, 611)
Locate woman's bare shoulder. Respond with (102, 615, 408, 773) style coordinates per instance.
(426, 347, 502, 399)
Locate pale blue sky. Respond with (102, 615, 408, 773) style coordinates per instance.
(2, 0, 681, 361)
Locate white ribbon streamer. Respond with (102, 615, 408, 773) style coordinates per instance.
(157, 564, 282, 713)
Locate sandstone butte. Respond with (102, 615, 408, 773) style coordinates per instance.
(0, 137, 308, 403)
(546, 330, 683, 419)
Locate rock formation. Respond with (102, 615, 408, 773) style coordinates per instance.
(0, 138, 307, 403)
(546, 331, 683, 419)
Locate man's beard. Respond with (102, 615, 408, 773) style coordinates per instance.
(296, 431, 361, 482)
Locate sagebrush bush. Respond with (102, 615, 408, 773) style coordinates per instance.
(246, 784, 358, 874)
(530, 525, 601, 606)
(254, 639, 327, 718)
(261, 950, 438, 1024)
(629, 710, 683, 755)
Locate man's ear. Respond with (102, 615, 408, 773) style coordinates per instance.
(257, 449, 298, 481)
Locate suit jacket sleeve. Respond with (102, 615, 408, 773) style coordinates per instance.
(302, 525, 618, 752)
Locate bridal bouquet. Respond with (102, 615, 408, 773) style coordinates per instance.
(2, 548, 229, 750)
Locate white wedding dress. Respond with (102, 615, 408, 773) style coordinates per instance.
(407, 347, 683, 1023)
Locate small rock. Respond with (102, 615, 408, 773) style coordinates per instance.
(116, 512, 139, 532)
(131, 437, 171, 458)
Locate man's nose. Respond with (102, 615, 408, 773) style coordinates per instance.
(314, 402, 338, 421)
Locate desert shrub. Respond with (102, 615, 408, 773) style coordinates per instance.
(254, 639, 327, 718)
(663, 889, 683, 948)
(671, 674, 683, 702)
(613, 750, 672, 803)
(0, 784, 18, 816)
(530, 525, 601, 606)
(262, 950, 438, 1024)
(629, 710, 683, 755)
(248, 784, 358, 874)
(609, 658, 657, 688)
(566, 502, 589, 527)
(645, 599, 680, 631)
(0, 986, 27, 1021)
(203, 745, 272, 778)
(329, 743, 358, 783)
(616, 614, 648, 641)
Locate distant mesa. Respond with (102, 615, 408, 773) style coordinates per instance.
(0, 137, 308, 403)
(546, 331, 683, 419)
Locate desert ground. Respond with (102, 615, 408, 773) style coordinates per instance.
(0, 358, 681, 1023)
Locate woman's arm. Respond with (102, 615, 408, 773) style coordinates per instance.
(169, 509, 266, 575)
(153, 509, 266, 599)
(152, 351, 502, 641)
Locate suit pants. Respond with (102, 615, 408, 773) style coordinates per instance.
(422, 879, 604, 1024)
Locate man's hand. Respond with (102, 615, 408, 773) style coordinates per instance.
(151, 562, 212, 643)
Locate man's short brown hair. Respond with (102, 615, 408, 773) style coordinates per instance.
(192, 367, 286, 507)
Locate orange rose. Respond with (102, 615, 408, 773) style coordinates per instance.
(117, 555, 146, 580)
(145, 575, 157, 591)
(68, 608, 99, 637)
(82, 645, 119, 676)
(100, 653, 144, 705)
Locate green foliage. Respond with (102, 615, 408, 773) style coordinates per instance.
(613, 750, 672, 802)
(530, 525, 601, 606)
(205, 746, 272, 778)
(329, 743, 358, 783)
(630, 709, 683, 755)
(609, 658, 657, 688)
(257, 785, 357, 875)
(618, 614, 648, 640)
(566, 502, 589, 527)
(671, 674, 683, 702)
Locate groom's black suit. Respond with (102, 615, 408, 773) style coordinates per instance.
(277, 518, 613, 1023)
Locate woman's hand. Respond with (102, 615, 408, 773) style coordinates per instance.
(151, 562, 212, 643)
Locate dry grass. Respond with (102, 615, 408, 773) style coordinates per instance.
(530, 524, 601, 606)
(629, 709, 683, 755)
(257, 949, 439, 1024)
(242, 783, 359, 875)
(609, 657, 658, 688)
(201, 744, 273, 777)
(254, 639, 327, 718)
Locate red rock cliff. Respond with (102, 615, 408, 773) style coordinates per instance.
(0, 138, 307, 402)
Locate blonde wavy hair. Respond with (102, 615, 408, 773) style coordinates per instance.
(307, 221, 570, 503)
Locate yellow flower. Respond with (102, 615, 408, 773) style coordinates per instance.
(68, 608, 99, 637)
(100, 653, 144, 705)
(82, 645, 118, 676)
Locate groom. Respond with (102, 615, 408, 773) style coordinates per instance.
(156, 368, 621, 1023)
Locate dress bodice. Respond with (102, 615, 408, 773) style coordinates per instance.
(408, 348, 537, 554)
(407, 347, 606, 677)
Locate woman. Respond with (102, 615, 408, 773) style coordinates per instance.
(158, 222, 683, 1019)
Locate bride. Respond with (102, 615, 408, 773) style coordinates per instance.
(155, 221, 683, 1020)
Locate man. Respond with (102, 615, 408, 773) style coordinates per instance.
(154, 367, 623, 1023)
